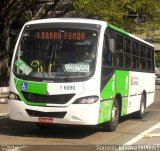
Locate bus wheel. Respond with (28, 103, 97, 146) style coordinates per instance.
(103, 99, 119, 132)
(136, 93, 146, 119)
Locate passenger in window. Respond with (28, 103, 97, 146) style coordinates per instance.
(106, 49, 113, 66)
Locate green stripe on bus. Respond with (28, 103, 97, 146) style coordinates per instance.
(115, 70, 129, 116)
(115, 70, 129, 96)
(108, 24, 129, 36)
(98, 70, 129, 124)
(98, 100, 113, 124)
(14, 77, 47, 106)
(121, 98, 128, 116)
(99, 74, 115, 123)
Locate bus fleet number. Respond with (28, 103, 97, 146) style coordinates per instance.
(60, 85, 75, 91)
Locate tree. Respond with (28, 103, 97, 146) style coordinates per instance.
(156, 52, 160, 68)
(0, 0, 52, 86)
(0, 0, 75, 53)
(1, 0, 160, 86)
(74, 0, 160, 33)
(0, 0, 74, 86)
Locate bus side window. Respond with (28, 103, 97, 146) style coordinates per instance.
(103, 40, 114, 66)
(124, 38, 131, 69)
(124, 55, 131, 69)
(116, 53, 123, 68)
(103, 31, 115, 67)
(115, 34, 123, 68)
(116, 34, 123, 52)
(124, 38, 131, 53)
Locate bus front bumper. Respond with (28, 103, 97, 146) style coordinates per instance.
(8, 101, 99, 125)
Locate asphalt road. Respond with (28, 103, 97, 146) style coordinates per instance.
(0, 86, 160, 151)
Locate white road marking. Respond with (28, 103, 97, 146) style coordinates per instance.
(124, 122, 160, 145)
(2, 145, 28, 151)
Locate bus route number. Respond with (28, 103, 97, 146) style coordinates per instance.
(60, 85, 75, 91)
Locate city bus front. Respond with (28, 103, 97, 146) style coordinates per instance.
(8, 20, 105, 125)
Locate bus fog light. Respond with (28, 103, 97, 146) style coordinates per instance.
(74, 96, 99, 104)
(8, 92, 20, 100)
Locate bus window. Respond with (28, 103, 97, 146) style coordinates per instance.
(140, 58, 146, 71)
(132, 41, 139, 56)
(146, 47, 152, 59)
(13, 26, 99, 81)
(124, 38, 131, 54)
(147, 60, 152, 72)
(132, 56, 139, 70)
(116, 34, 123, 52)
(124, 54, 131, 69)
(103, 30, 115, 67)
(116, 53, 123, 68)
(140, 44, 146, 58)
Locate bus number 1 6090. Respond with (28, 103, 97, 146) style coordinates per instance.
(60, 85, 75, 90)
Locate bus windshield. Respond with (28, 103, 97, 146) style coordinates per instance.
(13, 23, 99, 82)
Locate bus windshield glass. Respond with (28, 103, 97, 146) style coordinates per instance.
(13, 23, 100, 82)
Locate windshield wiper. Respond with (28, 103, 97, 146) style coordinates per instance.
(56, 55, 72, 82)
(48, 41, 72, 82)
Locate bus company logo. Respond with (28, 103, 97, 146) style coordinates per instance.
(21, 82, 28, 90)
(131, 76, 139, 86)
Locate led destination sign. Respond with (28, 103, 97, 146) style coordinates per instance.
(36, 32, 85, 40)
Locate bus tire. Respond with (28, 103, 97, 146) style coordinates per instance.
(103, 98, 119, 132)
(135, 93, 146, 119)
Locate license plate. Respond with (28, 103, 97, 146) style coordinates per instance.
(38, 117, 53, 123)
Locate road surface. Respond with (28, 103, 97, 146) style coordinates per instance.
(0, 86, 160, 151)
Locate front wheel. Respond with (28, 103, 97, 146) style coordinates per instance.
(103, 99, 120, 132)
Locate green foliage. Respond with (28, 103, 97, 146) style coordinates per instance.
(74, 0, 160, 33)
(156, 52, 160, 67)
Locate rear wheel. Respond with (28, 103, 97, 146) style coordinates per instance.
(135, 93, 146, 119)
(103, 98, 119, 132)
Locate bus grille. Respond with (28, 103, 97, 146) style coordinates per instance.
(22, 92, 75, 104)
(25, 109, 67, 118)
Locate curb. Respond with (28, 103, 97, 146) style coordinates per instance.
(0, 87, 9, 104)
(0, 98, 8, 104)
(0, 87, 9, 93)
(0, 93, 8, 104)
(0, 113, 9, 117)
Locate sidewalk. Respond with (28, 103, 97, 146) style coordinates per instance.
(0, 103, 9, 114)
(0, 87, 9, 115)
(0, 87, 9, 103)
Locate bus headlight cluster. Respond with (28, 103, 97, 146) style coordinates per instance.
(74, 96, 99, 104)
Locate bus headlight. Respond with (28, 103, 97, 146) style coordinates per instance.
(8, 92, 21, 100)
(74, 96, 99, 104)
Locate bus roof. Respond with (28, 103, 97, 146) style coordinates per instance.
(108, 24, 154, 47)
(25, 18, 106, 26)
(25, 18, 154, 47)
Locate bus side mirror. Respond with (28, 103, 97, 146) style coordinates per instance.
(108, 39, 115, 53)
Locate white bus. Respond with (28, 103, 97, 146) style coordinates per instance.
(8, 18, 155, 131)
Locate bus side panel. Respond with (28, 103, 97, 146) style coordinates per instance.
(99, 69, 155, 122)
(115, 70, 129, 116)
(99, 73, 115, 123)
(127, 72, 155, 114)
(99, 70, 130, 123)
